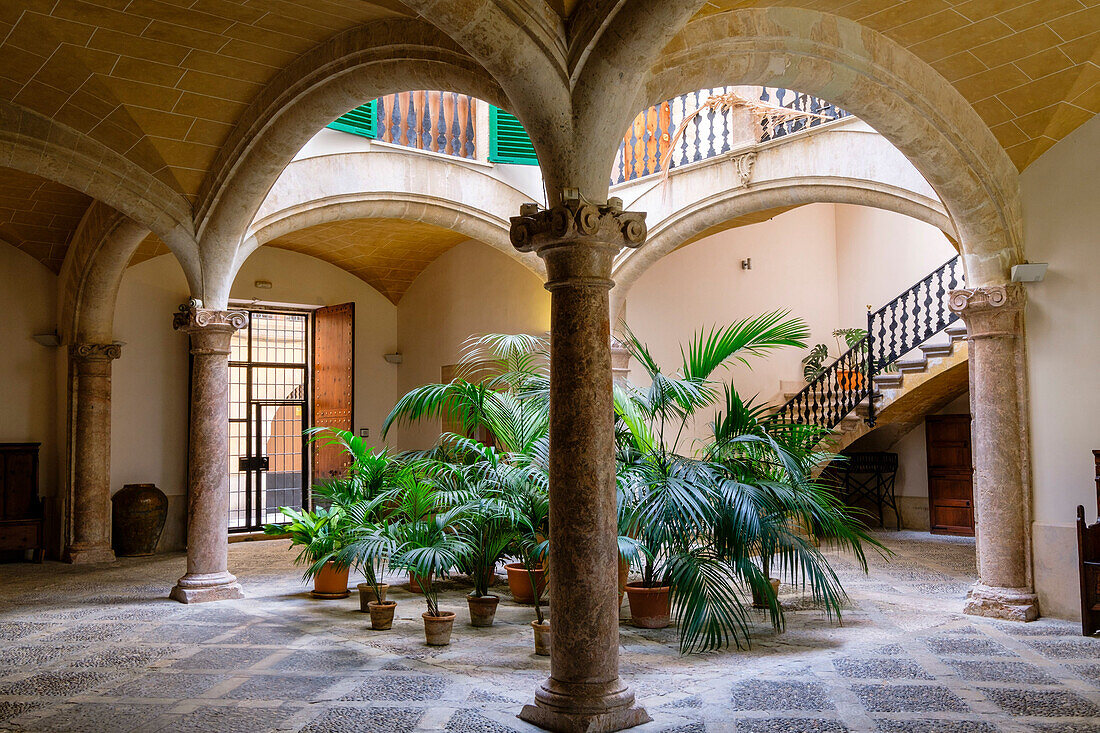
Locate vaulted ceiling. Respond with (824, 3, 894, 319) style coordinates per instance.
(0, 0, 1096, 281)
(262, 217, 471, 304)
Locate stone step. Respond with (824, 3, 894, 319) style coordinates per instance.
(945, 321, 967, 341)
(873, 372, 903, 389)
(920, 339, 954, 358)
(895, 356, 928, 374)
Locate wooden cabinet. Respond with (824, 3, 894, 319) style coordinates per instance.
(0, 443, 45, 561)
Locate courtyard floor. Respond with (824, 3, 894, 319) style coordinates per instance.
(0, 532, 1098, 732)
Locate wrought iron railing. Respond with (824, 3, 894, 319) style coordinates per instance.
(773, 255, 964, 432)
(375, 91, 477, 159)
(611, 87, 850, 185)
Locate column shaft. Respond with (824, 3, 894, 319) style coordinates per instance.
(513, 198, 650, 732)
(950, 284, 1038, 621)
(65, 344, 121, 564)
(170, 305, 247, 603)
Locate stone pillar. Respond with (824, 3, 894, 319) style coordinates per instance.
(65, 343, 122, 564)
(170, 304, 248, 604)
(512, 197, 651, 732)
(949, 284, 1038, 621)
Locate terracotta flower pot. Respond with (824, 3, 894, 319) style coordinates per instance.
(618, 558, 630, 608)
(368, 600, 397, 630)
(836, 368, 866, 391)
(751, 578, 782, 609)
(625, 582, 671, 628)
(531, 620, 551, 656)
(311, 562, 350, 599)
(423, 611, 456, 646)
(505, 563, 546, 604)
(408, 572, 433, 594)
(467, 594, 500, 627)
(358, 582, 389, 611)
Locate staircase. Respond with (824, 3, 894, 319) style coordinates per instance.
(773, 255, 967, 445)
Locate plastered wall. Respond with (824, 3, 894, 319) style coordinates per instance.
(1019, 112, 1100, 621)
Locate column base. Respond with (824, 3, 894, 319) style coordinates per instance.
(519, 678, 651, 733)
(63, 545, 116, 564)
(170, 571, 244, 604)
(963, 583, 1039, 621)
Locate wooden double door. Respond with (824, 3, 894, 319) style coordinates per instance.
(926, 414, 975, 536)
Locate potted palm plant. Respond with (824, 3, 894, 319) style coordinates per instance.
(615, 313, 886, 653)
(439, 450, 520, 628)
(508, 483, 551, 655)
(305, 428, 423, 627)
(381, 478, 470, 646)
(263, 505, 350, 598)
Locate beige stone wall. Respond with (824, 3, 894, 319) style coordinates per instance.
(0, 244, 60, 543)
(1020, 112, 1100, 621)
(392, 240, 550, 451)
(111, 248, 399, 548)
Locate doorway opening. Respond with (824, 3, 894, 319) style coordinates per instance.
(228, 309, 311, 532)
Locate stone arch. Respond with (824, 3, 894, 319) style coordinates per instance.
(609, 119, 956, 315)
(195, 19, 510, 307)
(639, 6, 1022, 287)
(58, 202, 153, 345)
(0, 99, 200, 286)
(235, 150, 544, 280)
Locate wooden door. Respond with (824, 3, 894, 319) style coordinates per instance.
(312, 303, 354, 483)
(926, 415, 974, 536)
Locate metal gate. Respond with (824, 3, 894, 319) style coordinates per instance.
(228, 310, 310, 532)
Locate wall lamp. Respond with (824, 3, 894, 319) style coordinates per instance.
(1011, 262, 1048, 283)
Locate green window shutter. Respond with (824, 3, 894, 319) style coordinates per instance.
(327, 99, 377, 138)
(489, 106, 539, 165)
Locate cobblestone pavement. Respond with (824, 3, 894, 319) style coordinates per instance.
(0, 532, 1098, 732)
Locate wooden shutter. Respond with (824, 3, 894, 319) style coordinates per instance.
(312, 303, 355, 483)
(327, 100, 378, 138)
(489, 106, 539, 165)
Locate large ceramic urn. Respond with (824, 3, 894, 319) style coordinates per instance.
(111, 483, 168, 556)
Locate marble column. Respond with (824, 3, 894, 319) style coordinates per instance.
(170, 304, 248, 604)
(65, 343, 122, 564)
(512, 196, 651, 732)
(949, 284, 1038, 621)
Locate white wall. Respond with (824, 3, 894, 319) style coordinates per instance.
(624, 203, 954, 445)
(0, 244, 60, 548)
(834, 205, 957, 326)
(1020, 112, 1100, 620)
(111, 247, 399, 549)
(393, 240, 550, 450)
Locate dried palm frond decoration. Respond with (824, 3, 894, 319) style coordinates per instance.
(658, 90, 834, 178)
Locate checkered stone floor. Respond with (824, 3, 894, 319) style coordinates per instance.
(0, 532, 1098, 732)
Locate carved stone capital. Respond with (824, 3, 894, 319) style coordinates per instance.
(172, 302, 249, 333)
(948, 284, 1024, 340)
(510, 198, 647, 255)
(70, 343, 122, 362)
(173, 302, 247, 357)
(510, 198, 646, 289)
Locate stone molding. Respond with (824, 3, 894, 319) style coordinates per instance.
(70, 343, 122, 362)
(731, 151, 756, 187)
(963, 583, 1039, 622)
(949, 284, 1025, 340)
